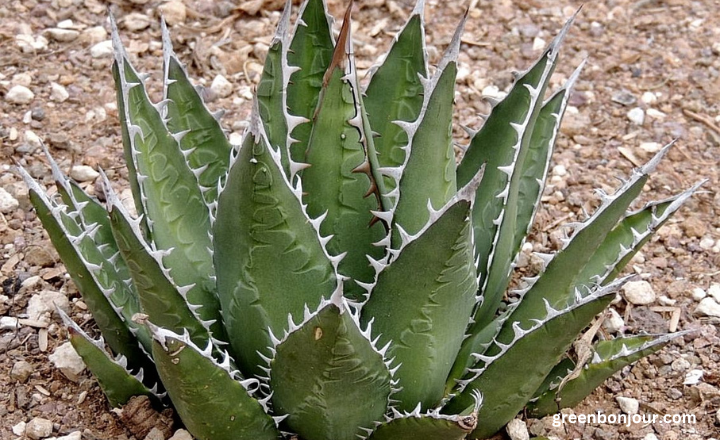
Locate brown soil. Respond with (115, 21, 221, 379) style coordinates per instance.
(0, 0, 718, 439)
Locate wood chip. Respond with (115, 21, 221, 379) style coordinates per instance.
(650, 306, 682, 332)
(38, 328, 48, 352)
(35, 385, 51, 396)
(18, 318, 49, 328)
(1, 253, 21, 275)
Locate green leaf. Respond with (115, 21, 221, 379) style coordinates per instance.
(149, 325, 280, 440)
(458, 20, 573, 329)
(61, 310, 159, 408)
(214, 107, 337, 377)
(576, 182, 702, 289)
(256, 2, 299, 175)
(286, 0, 335, 163)
(301, 63, 386, 301)
(106, 188, 211, 350)
(392, 17, 463, 240)
(46, 154, 153, 355)
(162, 22, 232, 207)
(363, 2, 427, 190)
(505, 145, 671, 331)
(446, 278, 626, 439)
(511, 63, 583, 279)
(362, 173, 480, 410)
(112, 24, 223, 340)
(527, 333, 685, 417)
(112, 59, 148, 236)
(22, 168, 151, 372)
(270, 294, 392, 440)
(366, 401, 480, 440)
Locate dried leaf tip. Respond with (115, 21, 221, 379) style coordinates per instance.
(322, 0, 354, 87)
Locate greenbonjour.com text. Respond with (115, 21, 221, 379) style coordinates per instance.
(552, 412, 696, 428)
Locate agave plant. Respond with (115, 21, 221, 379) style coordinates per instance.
(21, 0, 702, 439)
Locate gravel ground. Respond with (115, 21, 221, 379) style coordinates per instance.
(0, 0, 719, 439)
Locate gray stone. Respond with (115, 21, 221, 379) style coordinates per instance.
(612, 90, 636, 106)
(124, 13, 152, 31)
(623, 280, 656, 305)
(506, 418, 529, 440)
(144, 427, 167, 440)
(627, 107, 645, 125)
(27, 291, 70, 321)
(0, 316, 20, 330)
(48, 341, 85, 382)
(26, 417, 53, 439)
(603, 308, 625, 333)
(211, 74, 233, 98)
(10, 360, 33, 382)
(168, 430, 193, 440)
(158, 1, 187, 26)
(694, 297, 720, 318)
(90, 40, 113, 58)
(69, 165, 99, 182)
(671, 357, 691, 372)
(45, 28, 79, 42)
(691, 287, 706, 301)
(708, 283, 720, 302)
(50, 432, 82, 440)
(50, 82, 69, 102)
(80, 26, 107, 44)
(6, 85, 34, 104)
(0, 187, 19, 214)
(616, 396, 639, 415)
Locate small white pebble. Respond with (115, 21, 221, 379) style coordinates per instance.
(211, 74, 233, 98)
(532, 37, 547, 51)
(699, 237, 715, 250)
(168, 429, 193, 440)
(45, 28, 80, 42)
(708, 284, 720, 302)
(482, 85, 507, 101)
(24, 129, 42, 150)
(12, 421, 26, 436)
(229, 132, 243, 145)
(691, 287, 707, 301)
(13, 72, 33, 87)
(90, 40, 113, 58)
(683, 369, 704, 385)
(646, 108, 666, 119)
(627, 107, 645, 125)
(671, 357, 691, 372)
(6, 85, 35, 104)
(25, 417, 53, 440)
(48, 341, 85, 382)
(506, 418, 529, 440)
(0, 316, 20, 330)
(641, 91, 657, 104)
(658, 295, 676, 306)
(0, 187, 20, 214)
(639, 142, 662, 153)
(616, 396, 639, 415)
(69, 165, 100, 182)
(50, 82, 69, 102)
(552, 164, 567, 177)
(623, 280, 656, 305)
(158, 0, 187, 26)
(603, 308, 625, 333)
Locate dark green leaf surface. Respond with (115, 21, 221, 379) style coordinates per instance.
(270, 300, 392, 440)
